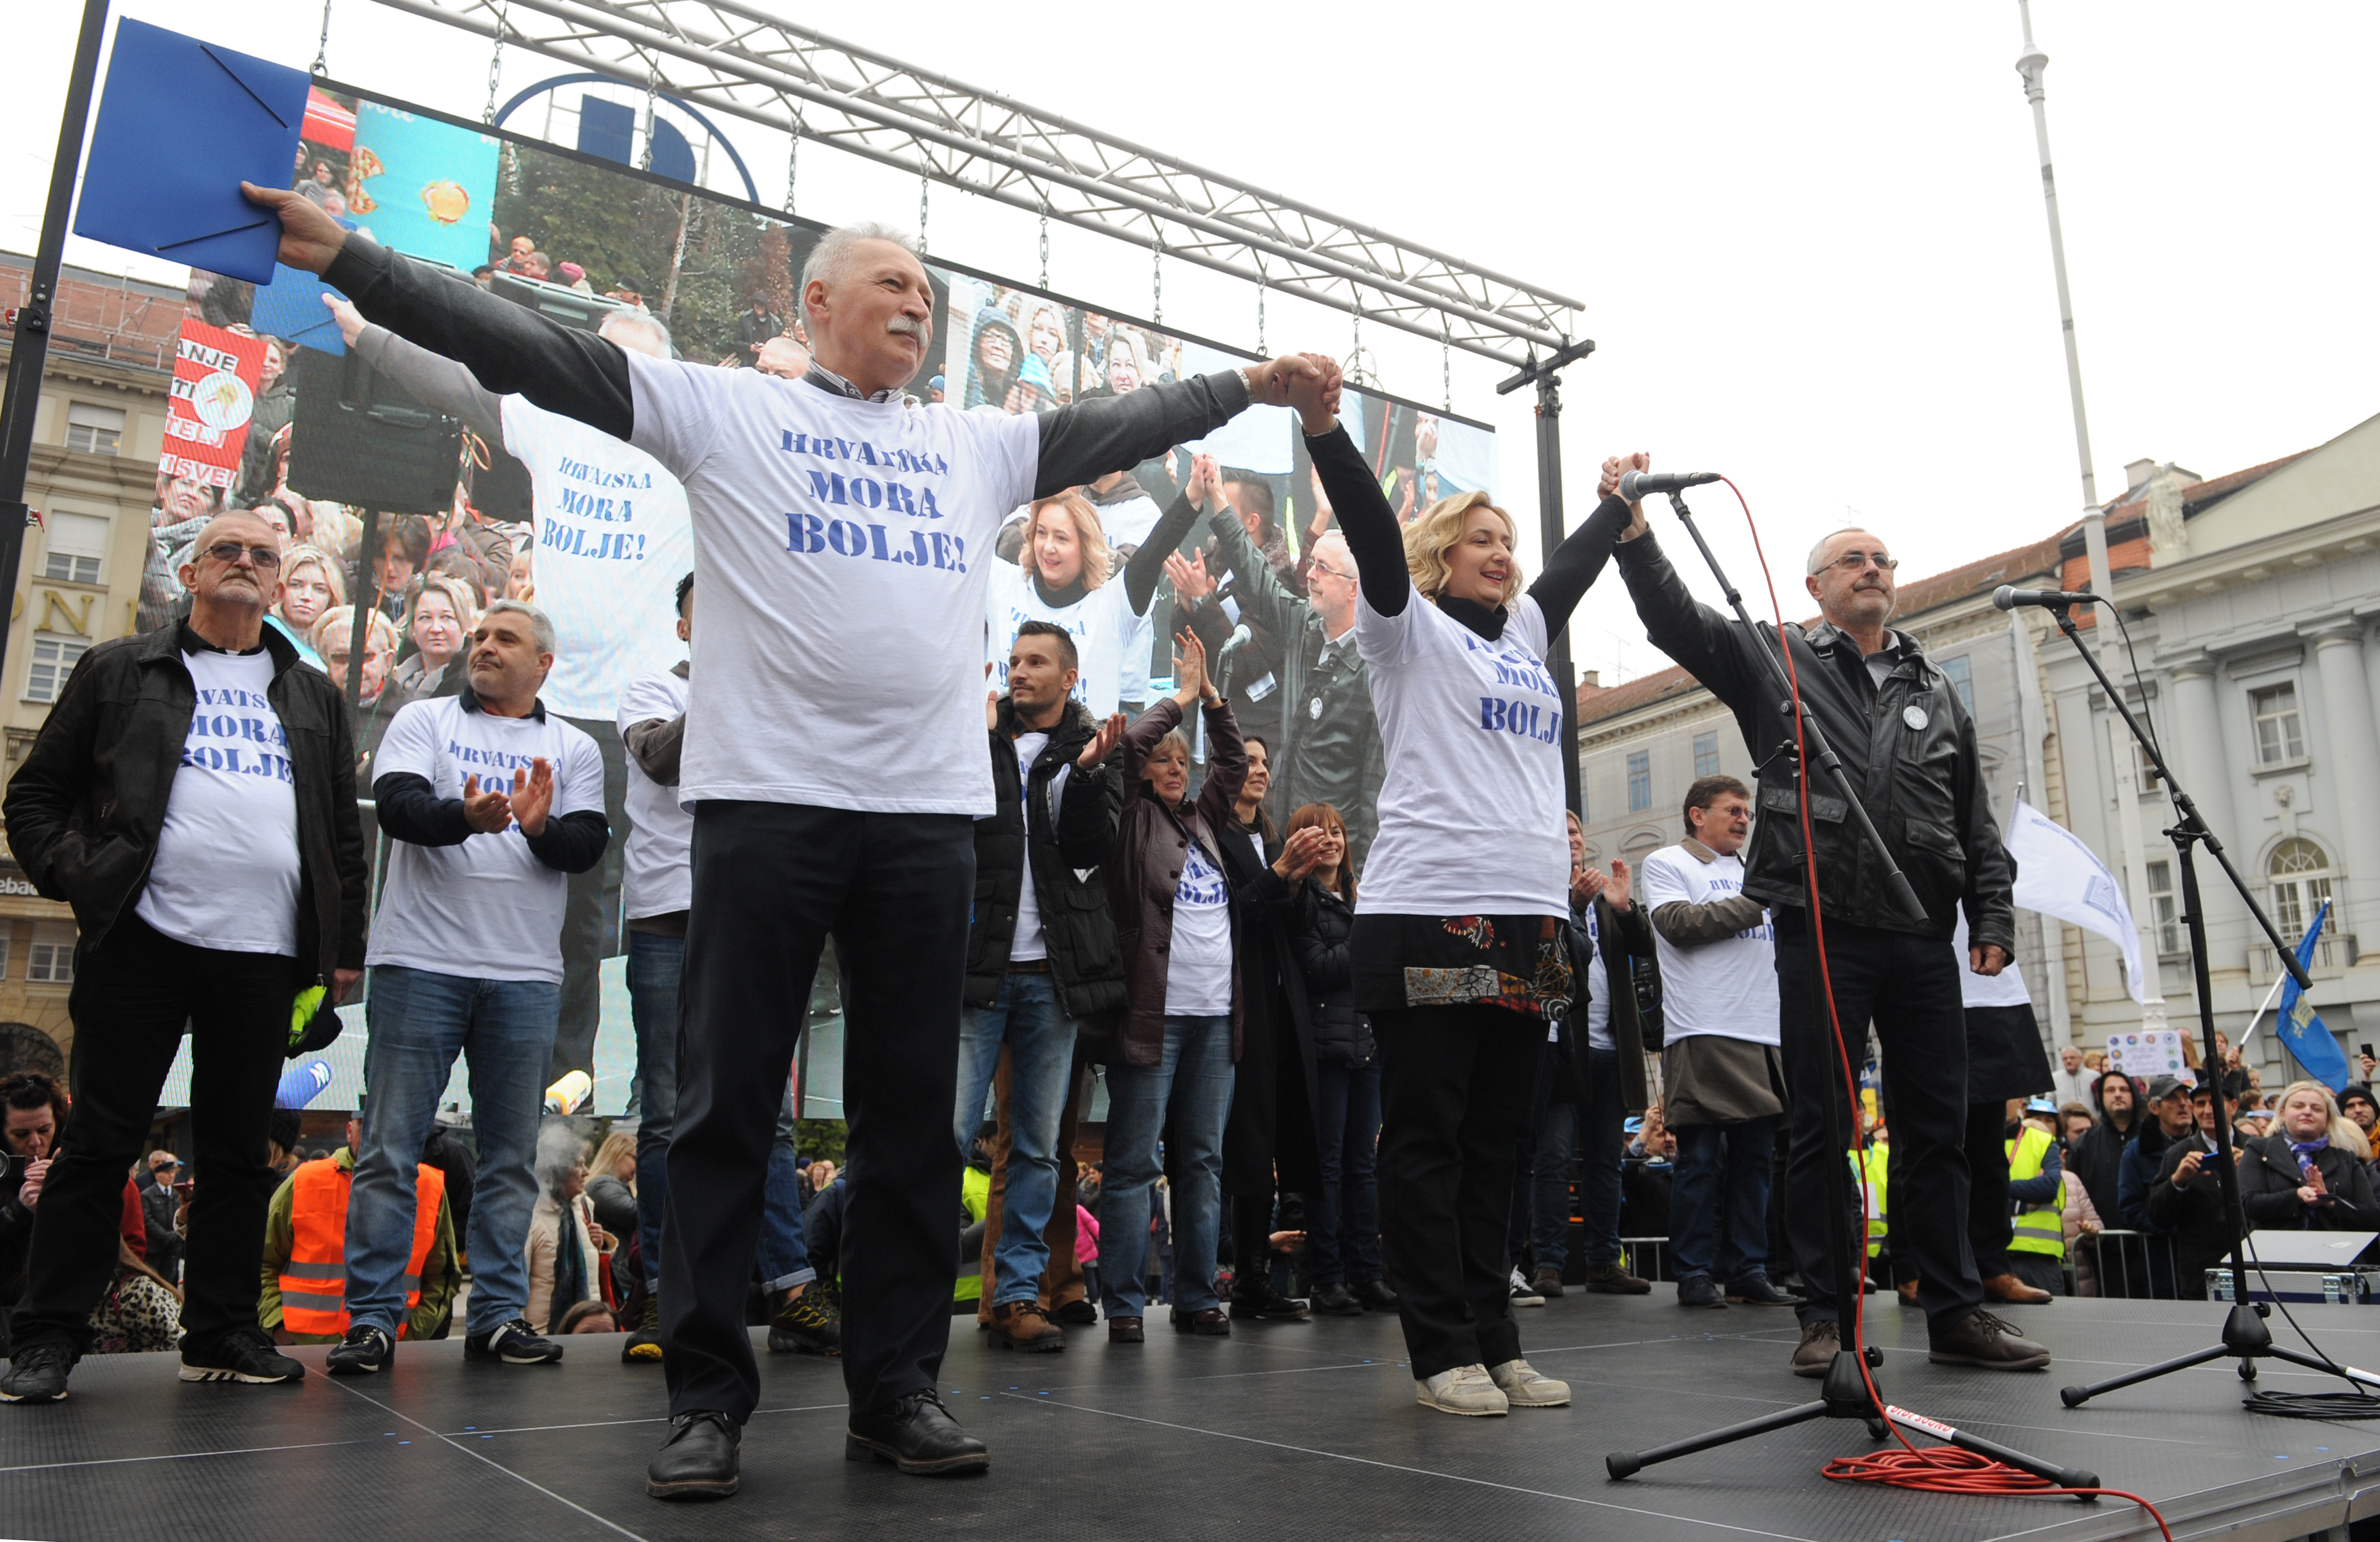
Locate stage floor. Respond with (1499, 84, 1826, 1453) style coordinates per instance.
(6, 1293, 2380, 1541)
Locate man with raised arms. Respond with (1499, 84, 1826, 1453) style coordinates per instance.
(246, 182, 1323, 1502)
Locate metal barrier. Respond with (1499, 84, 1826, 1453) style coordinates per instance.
(2082, 1229, 2180, 1299)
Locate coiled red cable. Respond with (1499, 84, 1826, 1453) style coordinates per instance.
(1722, 477, 2171, 1541)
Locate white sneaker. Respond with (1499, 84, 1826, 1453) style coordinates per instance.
(1417, 1363, 1509, 1416)
(1488, 1358, 1571, 1408)
(1510, 1268, 1544, 1307)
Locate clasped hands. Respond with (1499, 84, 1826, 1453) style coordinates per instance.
(462, 759, 557, 837)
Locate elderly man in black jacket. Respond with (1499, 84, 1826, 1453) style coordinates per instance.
(958, 622, 1127, 1353)
(1606, 458, 2043, 1378)
(2147, 1080, 2247, 1297)
(0, 509, 366, 1403)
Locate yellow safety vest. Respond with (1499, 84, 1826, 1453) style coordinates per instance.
(1855, 1146, 1889, 1258)
(2005, 1125, 2064, 1260)
(955, 1166, 990, 1302)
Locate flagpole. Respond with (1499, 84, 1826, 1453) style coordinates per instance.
(2229, 970, 2288, 1055)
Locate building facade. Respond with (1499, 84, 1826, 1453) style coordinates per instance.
(0, 251, 188, 1068)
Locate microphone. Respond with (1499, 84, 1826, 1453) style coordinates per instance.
(1991, 585, 2100, 611)
(1619, 469, 1722, 501)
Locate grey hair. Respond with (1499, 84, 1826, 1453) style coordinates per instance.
(484, 597, 557, 655)
(597, 307, 672, 359)
(534, 1118, 588, 1199)
(801, 222, 921, 294)
(1807, 527, 1878, 577)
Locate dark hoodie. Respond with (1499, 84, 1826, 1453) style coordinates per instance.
(2070, 1068, 2144, 1226)
(963, 307, 1024, 411)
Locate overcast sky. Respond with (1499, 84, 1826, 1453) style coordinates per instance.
(10, 2, 2373, 684)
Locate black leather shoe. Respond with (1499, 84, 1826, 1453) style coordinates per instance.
(1724, 1272, 1802, 1306)
(1310, 1282, 1364, 1317)
(1171, 1307, 1231, 1336)
(647, 1410, 740, 1499)
(1929, 1310, 2052, 1371)
(1229, 1286, 1310, 1321)
(1053, 1298, 1099, 1326)
(1107, 1316, 1144, 1343)
(1351, 1279, 1400, 1312)
(846, 1389, 989, 1475)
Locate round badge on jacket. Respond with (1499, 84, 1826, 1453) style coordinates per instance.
(1309, 697, 1323, 720)
(1903, 704, 1929, 731)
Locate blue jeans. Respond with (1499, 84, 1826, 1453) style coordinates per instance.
(1308, 1059, 1384, 1286)
(1580, 1047, 1625, 1268)
(350, 965, 558, 1336)
(1098, 1015, 1234, 1320)
(1670, 1114, 1779, 1284)
(631, 930, 813, 1292)
(954, 972, 1082, 1306)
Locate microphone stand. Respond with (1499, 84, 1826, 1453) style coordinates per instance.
(1608, 495, 2091, 1494)
(2041, 601, 2329, 1408)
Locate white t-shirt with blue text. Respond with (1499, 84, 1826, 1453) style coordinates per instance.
(368, 696, 605, 983)
(986, 561, 1132, 716)
(1640, 842, 1779, 1045)
(501, 397, 694, 721)
(1164, 837, 1234, 1015)
(136, 649, 301, 956)
(1352, 592, 1569, 917)
(617, 665, 692, 920)
(623, 357, 1040, 814)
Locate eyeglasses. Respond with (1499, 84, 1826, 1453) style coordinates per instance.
(1309, 562, 1355, 582)
(202, 542, 282, 570)
(1823, 550, 1897, 574)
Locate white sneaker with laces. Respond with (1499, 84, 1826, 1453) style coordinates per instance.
(1488, 1358, 1571, 1408)
(1416, 1363, 1509, 1416)
(1509, 1268, 1544, 1307)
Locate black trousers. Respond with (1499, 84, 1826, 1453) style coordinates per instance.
(11, 913, 293, 1353)
(1375, 1004, 1544, 1381)
(554, 714, 628, 1081)
(1776, 918, 1981, 1337)
(661, 801, 971, 1422)
(1884, 1099, 2015, 1283)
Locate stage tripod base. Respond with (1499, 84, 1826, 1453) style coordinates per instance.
(2061, 1301, 2336, 1407)
(1607, 1347, 1885, 1480)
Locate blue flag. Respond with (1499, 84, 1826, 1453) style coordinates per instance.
(2277, 900, 2349, 1091)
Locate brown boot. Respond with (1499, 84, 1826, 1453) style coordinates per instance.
(988, 1301, 1066, 1353)
(1928, 1309, 2051, 1371)
(1895, 1278, 1919, 1307)
(1579, 1264, 1653, 1296)
(1791, 1319, 1840, 1379)
(1982, 1272, 2054, 1305)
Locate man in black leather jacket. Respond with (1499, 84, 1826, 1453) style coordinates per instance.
(1605, 458, 2038, 1378)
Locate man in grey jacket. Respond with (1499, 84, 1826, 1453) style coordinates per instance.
(1606, 454, 2041, 1380)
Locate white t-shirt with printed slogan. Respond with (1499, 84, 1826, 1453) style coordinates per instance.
(986, 563, 1131, 716)
(500, 398, 695, 721)
(1165, 836, 1234, 1015)
(1352, 592, 1569, 917)
(623, 357, 1040, 815)
(368, 696, 605, 983)
(1640, 843, 1779, 1045)
(136, 649, 302, 956)
(617, 665, 692, 920)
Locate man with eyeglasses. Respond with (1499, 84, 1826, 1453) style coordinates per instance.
(1, 509, 368, 1402)
(1174, 465, 1384, 864)
(1604, 465, 2042, 1382)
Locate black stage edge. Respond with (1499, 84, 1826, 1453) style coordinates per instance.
(8, 1294, 2380, 1540)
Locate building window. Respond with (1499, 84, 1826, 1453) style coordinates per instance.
(1626, 750, 1652, 812)
(39, 510, 107, 586)
(2250, 683, 2305, 765)
(1693, 731, 1720, 779)
(63, 402, 124, 457)
(26, 943, 72, 984)
(24, 635, 89, 704)
(0, 936, 11, 980)
(2268, 837, 2335, 938)
(2145, 860, 2181, 956)
(1939, 654, 1975, 713)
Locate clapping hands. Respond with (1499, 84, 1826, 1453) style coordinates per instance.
(461, 759, 556, 837)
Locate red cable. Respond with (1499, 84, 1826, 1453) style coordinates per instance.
(1721, 478, 2171, 1542)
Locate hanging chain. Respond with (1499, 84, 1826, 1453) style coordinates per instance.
(1441, 314, 1452, 412)
(918, 166, 929, 254)
(1038, 197, 1050, 291)
(1151, 230, 1164, 327)
(784, 113, 799, 215)
(639, 63, 660, 171)
(312, 0, 333, 76)
(482, 0, 511, 124)
(1351, 307, 1363, 383)
(1255, 256, 1267, 356)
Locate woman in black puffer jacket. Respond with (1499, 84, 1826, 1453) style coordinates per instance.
(1287, 803, 1396, 1318)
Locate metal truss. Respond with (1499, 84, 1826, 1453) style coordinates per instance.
(361, 0, 1584, 367)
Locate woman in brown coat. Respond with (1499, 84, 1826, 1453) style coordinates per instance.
(1095, 632, 1247, 1342)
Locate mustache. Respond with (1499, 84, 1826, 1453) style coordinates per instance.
(886, 316, 923, 337)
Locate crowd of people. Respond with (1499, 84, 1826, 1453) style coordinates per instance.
(6, 181, 2367, 1512)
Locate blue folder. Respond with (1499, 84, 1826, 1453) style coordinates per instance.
(249, 263, 349, 355)
(73, 19, 310, 285)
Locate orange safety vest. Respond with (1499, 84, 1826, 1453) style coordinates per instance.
(278, 1156, 445, 1338)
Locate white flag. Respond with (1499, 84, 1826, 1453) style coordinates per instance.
(2006, 799, 2147, 1004)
